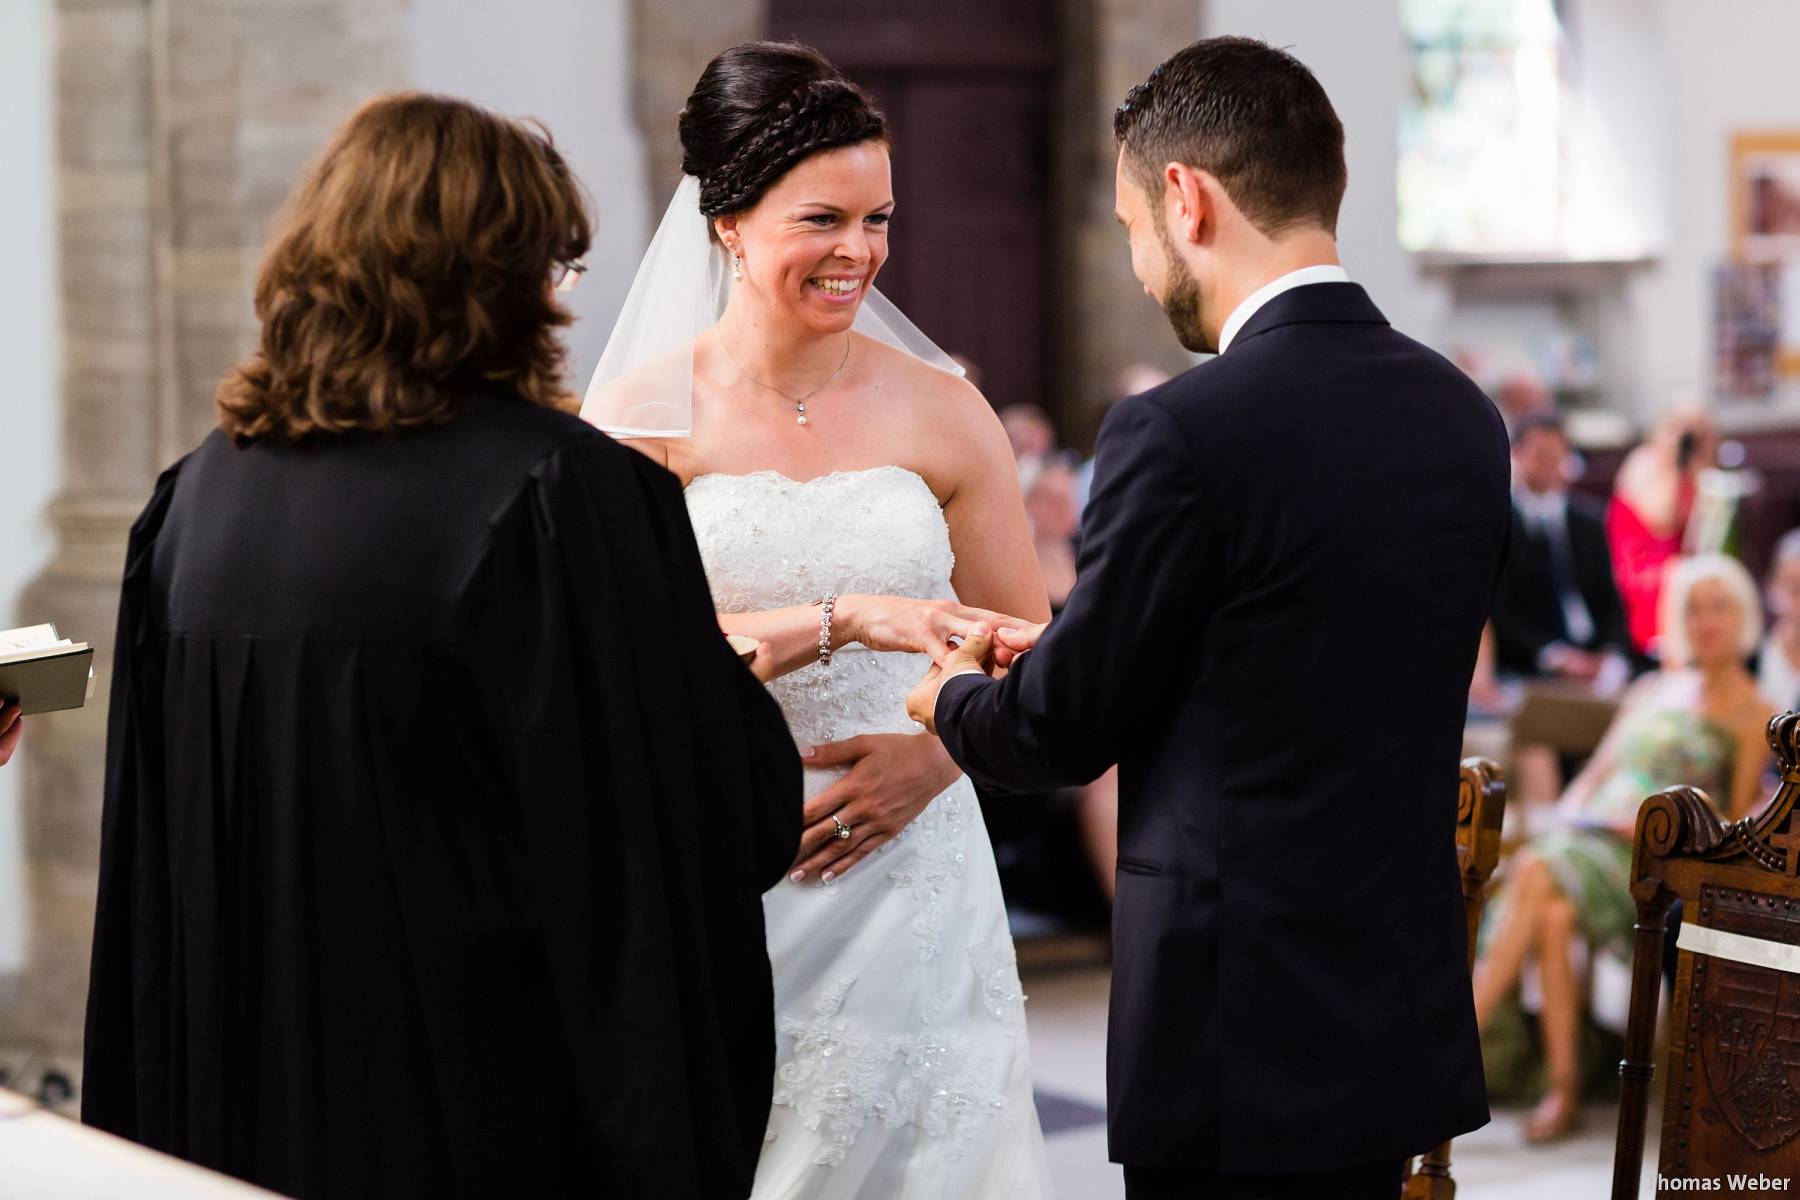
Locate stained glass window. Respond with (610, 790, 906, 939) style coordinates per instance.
(1399, 0, 1568, 255)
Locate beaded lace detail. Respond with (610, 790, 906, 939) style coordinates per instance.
(686, 467, 1049, 1191)
(685, 466, 956, 748)
(770, 974, 1011, 1167)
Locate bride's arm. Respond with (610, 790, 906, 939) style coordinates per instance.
(722, 378, 1049, 688)
(786, 379, 1054, 883)
(614, 435, 1032, 680)
(937, 383, 1054, 626)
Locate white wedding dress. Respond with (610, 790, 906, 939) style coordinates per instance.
(685, 465, 1055, 1200)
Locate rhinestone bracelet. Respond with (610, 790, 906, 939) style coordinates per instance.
(818, 592, 838, 666)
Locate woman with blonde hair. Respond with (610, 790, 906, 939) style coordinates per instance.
(82, 93, 802, 1199)
(1473, 552, 1774, 1142)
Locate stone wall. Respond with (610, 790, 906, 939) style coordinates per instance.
(3, 0, 409, 1085)
(1055, 0, 1202, 446)
(630, 0, 763, 208)
(6, 0, 1202, 1092)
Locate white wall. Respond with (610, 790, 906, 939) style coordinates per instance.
(0, 0, 59, 976)
(1640, 0, 1800, 410)
(1203, 0, 1800, 420)
(1202, 0, 1453, 345)
(0, 0, 654, 980)
(410, 0, 649, 386)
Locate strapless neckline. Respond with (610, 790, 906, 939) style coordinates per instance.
(685, 463, 936, 498)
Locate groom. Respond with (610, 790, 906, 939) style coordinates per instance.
(909, 37, 1509, 1200)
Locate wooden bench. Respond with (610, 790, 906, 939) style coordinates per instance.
(1612, 709, 1800, 1198)
(1401, 756, 1509, 1199)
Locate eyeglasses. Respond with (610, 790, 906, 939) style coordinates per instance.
(553, 260, 588, 293)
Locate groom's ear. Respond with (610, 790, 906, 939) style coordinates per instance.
(1163, 162, 1213, 247)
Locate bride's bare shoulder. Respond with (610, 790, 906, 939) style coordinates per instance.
(853, 334, 996, 434)
(852, 335, 1012, 495)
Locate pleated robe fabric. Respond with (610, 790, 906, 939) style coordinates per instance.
(81, 395, 802, 1199)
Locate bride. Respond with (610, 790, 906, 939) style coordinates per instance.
(584, 40, 1056, 1200)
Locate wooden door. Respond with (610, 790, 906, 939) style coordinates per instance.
(766, 1, 1056, 414)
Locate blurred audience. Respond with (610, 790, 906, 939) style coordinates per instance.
(1075, 364, 1171, 513)
(1000, 402, 1059, 493)
(1467, 624, 1509, 717)
(1607, 410, 1717, 656)
(989, 382, 1132, 909)
(1023, 459, 1080, 610)
(1491, 412, 1631, 682)
(1472, 553, 1773, 1144)
(1492, 371, 1555, 433)
(1760, 529, 1800, 712)
(0, 700, 20, 767)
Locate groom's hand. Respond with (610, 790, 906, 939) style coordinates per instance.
(991, 621, 1047, 669)
(906, 625, 997, 734)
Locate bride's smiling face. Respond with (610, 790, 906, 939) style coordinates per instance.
(716, 141, 894, 336)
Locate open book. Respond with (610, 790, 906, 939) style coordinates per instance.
(0, 624, 96, 715)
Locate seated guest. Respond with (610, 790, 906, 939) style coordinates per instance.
(1472, 553, 1773, 1143)
(1023, 457, 1080, 610)
(1607, 410, 1716, 656)
(1000, 401, 1059, 493)
(1760, 529, 1800, 711)
(1492, 370, 1554, 434)
(1491, 411, 1631, 681)
(81, 94, 801, 1200)
(1074, 363, 1170, 513)
(0, 700, 19, 766)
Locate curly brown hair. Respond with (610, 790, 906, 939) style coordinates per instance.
(217, 92, 592, 441)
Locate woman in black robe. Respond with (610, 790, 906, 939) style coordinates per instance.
(81, 94, 801, 1199)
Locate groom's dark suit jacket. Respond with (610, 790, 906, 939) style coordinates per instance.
(937, 283, 1508, 1173)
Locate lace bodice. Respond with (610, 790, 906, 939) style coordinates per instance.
(682, 464, 1051, 1196)
(684, 466, 957, 749)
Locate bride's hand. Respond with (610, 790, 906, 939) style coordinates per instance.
(835, 594, 1032, 665)
(787, 732, 960, 884)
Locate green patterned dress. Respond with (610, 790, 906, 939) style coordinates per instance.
(1530, 697, 1736, 955)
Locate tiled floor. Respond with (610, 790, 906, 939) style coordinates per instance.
(1027, 966, 1656, 1199)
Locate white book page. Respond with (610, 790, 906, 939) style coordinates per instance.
(0, 624, 68, 654)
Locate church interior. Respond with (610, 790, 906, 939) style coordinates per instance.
(8, 0, 1800, 1196)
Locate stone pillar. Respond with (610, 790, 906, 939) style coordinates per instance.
(3, 0, 408, 1092)
(1055, 0, 1202, 449)
(630, 0, 763, 208)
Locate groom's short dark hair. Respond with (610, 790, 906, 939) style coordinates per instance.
(1115, 37, 1346, 237)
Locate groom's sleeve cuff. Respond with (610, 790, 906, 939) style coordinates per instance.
(935, 668, 991, 733)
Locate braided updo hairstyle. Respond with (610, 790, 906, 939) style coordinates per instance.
(679, 41, 887, 228)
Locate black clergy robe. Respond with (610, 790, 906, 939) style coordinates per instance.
(81, 393, 801, 1199)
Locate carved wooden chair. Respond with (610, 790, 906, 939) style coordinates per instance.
(1612, 710, 1800, 1199)
(1401, 756, 1508, 1199)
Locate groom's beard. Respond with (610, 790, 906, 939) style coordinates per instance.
(1155, 229, 1211, 354)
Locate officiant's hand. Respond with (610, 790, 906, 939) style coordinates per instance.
(0, 701, 22, 768)
(836, 594, 1032, 665)
(787, 732, 961, 884)
(905, 625, 999, 734)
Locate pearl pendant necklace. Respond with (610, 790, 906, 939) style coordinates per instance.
(721, 331, 851, 427)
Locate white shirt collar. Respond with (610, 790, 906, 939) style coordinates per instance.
(1514, 485, 1569, 526)
(1216, 264, 1351, 354)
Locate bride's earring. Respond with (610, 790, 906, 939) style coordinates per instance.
(732, 253, 743, 282)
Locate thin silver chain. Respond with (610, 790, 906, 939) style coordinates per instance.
(720, 330, 851, 425)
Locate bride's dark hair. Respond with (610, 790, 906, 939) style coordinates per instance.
(679, 41, 887, 223)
